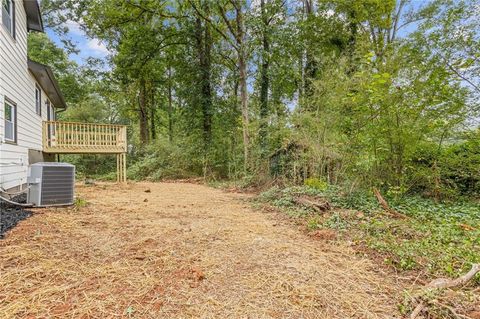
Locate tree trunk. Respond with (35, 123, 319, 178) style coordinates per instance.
(202, 6, 212, 148)
(167, 66, 174, 143)
(236, 1, 250, 171)
(346, 10, 358, 75)
(259, 0, 270, 158)
(138, 78, 149, 144)
(234, 77, 239, 107)
(195, 5, 213, 148)
(303, 0, 317, 100)
(150, 86, 156, 140)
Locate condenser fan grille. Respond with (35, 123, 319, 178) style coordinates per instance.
(27, 162, 75, 207)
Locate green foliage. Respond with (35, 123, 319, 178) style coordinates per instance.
(304, 178, 328, 191)
(322, 213, 349, 230)
(28, 32, 85, 105)
(125, 306, 135, 317)
(61, 154, 116, 180)
(406, 131, 480, 199)
(127, 140, 196, 181)
(306, 217, 321, 231)
(258, 185, 480, 280)
(36, 0, 480, 194)
(357, 207, 480, 278)
(74, 197, 88, 208)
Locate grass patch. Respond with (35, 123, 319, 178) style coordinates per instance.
(257, 185, 480, 281)
(74, 197, 88, 208)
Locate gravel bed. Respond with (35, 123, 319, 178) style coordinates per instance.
(0, 194, 32, 239)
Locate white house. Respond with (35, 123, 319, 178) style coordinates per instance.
(1, 1, 128, 193)
(0, 0, 68, 192)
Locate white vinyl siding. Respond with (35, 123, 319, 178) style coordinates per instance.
(0, 1, 47, 190)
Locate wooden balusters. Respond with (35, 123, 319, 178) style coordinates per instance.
(43, 121, 128, 154)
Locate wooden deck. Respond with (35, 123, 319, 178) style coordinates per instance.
(43, 121, 127, 182)
(43, 121, 127, 154)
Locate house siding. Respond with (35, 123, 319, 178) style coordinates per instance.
(0, 0, 52, 191)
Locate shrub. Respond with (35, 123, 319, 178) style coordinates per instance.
(304, 177, 328, 191)
(408, 133, 480, 200)
(127, 140, 197, 181)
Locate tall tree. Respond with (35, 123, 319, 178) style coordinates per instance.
(258, 0, 271, 158)
(194, 1, 213, 148)
(190, 0, 251, 170)
(41, 0, 480, 190)
(302, 0, 317, 98)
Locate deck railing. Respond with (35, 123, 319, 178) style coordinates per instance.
(43, 121, 127, 154)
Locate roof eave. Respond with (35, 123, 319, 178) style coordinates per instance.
(23, 0, 44, 32)
(28, 59, 68, 110)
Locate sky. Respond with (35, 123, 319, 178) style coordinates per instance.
(45, 20, 110, 66)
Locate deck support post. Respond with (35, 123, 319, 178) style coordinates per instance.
(116, 153, 127, 183)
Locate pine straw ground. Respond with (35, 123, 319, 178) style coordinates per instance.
(0, 182, 407, 318)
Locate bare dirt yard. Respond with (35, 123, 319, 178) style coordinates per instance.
(0, 182, 405, 318)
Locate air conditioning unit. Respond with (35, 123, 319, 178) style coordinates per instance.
(27, 162, 75, 207)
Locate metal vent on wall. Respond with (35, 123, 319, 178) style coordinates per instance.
(27, 162, 75, 207)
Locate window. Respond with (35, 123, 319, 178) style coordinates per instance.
(51, 104, 56, 121)
(2, 0, 15, 38)
(35, 85, 41, 115)
(46, 100, 55, 137)
(4, 99, 16, 143)
(46, 100, 55, 121)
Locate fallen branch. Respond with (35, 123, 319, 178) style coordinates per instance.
(294, 197, 331, 213)
(372, 188, 408, 219)
(427, 263, 480, 289)
(410, 263, 480, 318)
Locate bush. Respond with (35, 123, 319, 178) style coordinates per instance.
(408, 133, 480, 200)
(127, 140, 197, 181)
(304, 177, 328, 191)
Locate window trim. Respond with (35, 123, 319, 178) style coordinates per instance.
(4, 98, 17, 144)
(46, 99, 55, 121)
(35, 84, 42, 116)
(2, 0, 16, 39)
(46, 99, 56, 138)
